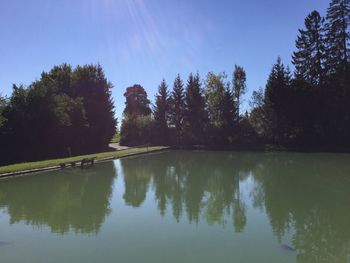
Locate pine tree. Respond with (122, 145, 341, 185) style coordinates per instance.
(184, 73, 208, 144)
(292, 10, 326, 85)
(73, 65, 116, 151)
(264, 58, 292, 144)
(324, 0, 350, 74)
(169, 74, 185, 144)
(154, 79, 170, 144)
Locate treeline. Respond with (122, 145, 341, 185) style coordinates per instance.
(120, 71, 253, 146)
(0, 65, 116, 165)
(0, 0, 349, 165)
(121, 0, 350, 150)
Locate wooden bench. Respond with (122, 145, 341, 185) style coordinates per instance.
(80, 158, 96, 168)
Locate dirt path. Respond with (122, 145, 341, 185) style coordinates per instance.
(109, 143, 130, 151)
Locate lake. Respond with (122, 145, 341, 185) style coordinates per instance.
(1, 150, 350, 263)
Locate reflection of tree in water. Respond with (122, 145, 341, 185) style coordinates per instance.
(233, 198, 246, 233)
(120, 151, 253, 232)
(122, 157, 152, 207)
(121, 151, 350, 262)
(251, 153, 350, 263)
(0, 162, 117, 235)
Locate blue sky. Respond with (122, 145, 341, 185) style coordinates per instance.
(0, 0, 330, 120)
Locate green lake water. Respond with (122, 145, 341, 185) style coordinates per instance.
(1, 150, 350, 263)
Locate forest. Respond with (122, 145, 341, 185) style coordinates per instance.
(0, 0, 349, 165)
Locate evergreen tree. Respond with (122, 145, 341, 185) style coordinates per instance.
(184, 73, 208, 144)
(264, 58, 292, 144)
(324, 0, 350, 73)
(154, 79, 170, 144)
(169, 74, 186, 145)
(288, 77, 320, 147)
(233, 65, 247, 121)
(292, 11, 326, 85)
(73, 65, 116, 151)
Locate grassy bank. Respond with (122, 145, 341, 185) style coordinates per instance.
(0, 146, 168, 176)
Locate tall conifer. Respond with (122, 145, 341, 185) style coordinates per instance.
(169, 74, 186, 144)
(154, 79, 170, 144)
(324, 0, 350, 73)
(292, 11, 326, 85)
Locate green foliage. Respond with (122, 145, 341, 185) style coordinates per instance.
(0, 146, 168, 175)
(111, 133, 121, 143)
(120, 115, 153, 146)
(233, 65, 247, 120)
(120, 84, 153, 146)
(123, 84, 151, 117)
(248, 0, 350, 150)
(0, 64, 116, 165)
(153, 79, 170, 144)
(183, 73, 208, 144)
(72, 65, 116, 151)
(222, 88, 237, 135)
(205, 72, 228, 128)
(205, 72, 236, 144)
(169, 74, 186, 144)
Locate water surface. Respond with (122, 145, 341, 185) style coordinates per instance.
(1, 150, 350, 263)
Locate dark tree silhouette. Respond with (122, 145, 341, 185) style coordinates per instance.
(183, 73, 208, 145)
(169, 74, 186, 145)
(120, 84, 153, 146)
(292, 10, 326, 85)
(153, 79, 170, 144)
(205, 72, 236, 144)
(263, 58, 292, 145)
(0, 64, 116, 165)
(324, 0, 350, 74)
(123, 84, 152, 117)
(72, 65, 116, 151)
(205, 72, 227, 129)
(222, 87, 237, 143)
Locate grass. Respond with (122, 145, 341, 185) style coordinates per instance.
(0, 146, 169, 175)
(110, 133, 121, 143)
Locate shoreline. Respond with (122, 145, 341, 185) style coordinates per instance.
(170, 144, 350, 154)
(0, 146, 169, 179)
(2, 145, 350, 179)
